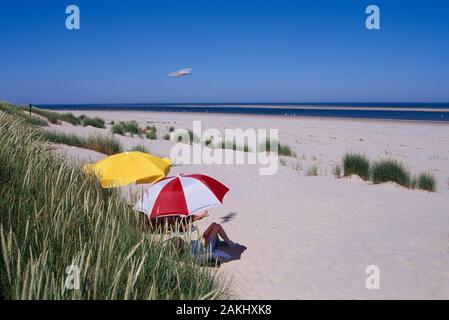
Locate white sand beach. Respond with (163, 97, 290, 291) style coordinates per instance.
(47, 111, 449, 299)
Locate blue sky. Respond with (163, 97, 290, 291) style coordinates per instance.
(1, 0, 448, 104)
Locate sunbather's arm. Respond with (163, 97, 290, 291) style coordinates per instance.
(192, 210, 208, 221)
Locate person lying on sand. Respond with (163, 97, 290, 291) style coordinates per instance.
(171, 222, 237, 260)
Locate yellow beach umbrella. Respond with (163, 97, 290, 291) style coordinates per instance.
(83, 151, 172, 188)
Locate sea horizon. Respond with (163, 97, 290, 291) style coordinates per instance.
(36, 102, 449, 122)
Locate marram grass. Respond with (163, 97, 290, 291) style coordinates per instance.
(416, 172, 436, 192)
(370, 158, 411, 187)
(41, 131, 123, 155)
(0, 112, 229, 300)
(342, 153, 370, 180)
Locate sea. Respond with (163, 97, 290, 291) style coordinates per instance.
(36, 103, 449, 122)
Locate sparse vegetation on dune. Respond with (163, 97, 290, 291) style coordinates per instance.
(306, 164, 319, 176)
(370, 159, 411, 187)
(41, 130, 88, 149)
(0, 112, 228, 300)
(146, 130, 157, 140)
(260, 138, 295, 157)
(146, 125, 157, 132)
(41, 131, 123, 155)
(171, 129, 200, 144)
(279, 158, 289, 166)
(0, 102, 49, 126)
(416, 172, 436, 192)
(145, 126, 157, 140)
(79, 115, 106, 128)
(86, 133, 123, 155)
(30, 107, 86, 126)
(206, 138, 252, 152)
(58, 112, 82, 126)
(111, 123, 125, 135)
(111, 121, 139, 136)
(337, 153, 437, 192)
(342, 153, 370, 180)
(4, 104, 106, 128)
(332, 164, 342, 178)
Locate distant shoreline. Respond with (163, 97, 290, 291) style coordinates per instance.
(37, 103, 449, 122)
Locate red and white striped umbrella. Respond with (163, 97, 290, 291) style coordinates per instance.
(134, 174, 229, 219)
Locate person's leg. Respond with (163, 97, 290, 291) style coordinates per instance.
(203, 223, 234, 246)
(202, 222, 218, 239)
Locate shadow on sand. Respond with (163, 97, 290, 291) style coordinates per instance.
(219, 212, 237, 224)
(211, 241, 247, 267)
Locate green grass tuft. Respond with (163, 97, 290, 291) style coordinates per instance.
(342, 153, 370, 180)
(86, 133, 123, 155)
(370, 158, 411, 187)
(111, 123, 125, 135)
(111, 121, 139, 136)
(416, 172, 436, 192)
(0, 102, 49, 127)
(145, 126, 157, 140)
(59, 112, 82, 125)
(260, 138, 294, 157)
(80, 115, 106, 128)
(29, 107, 82, 126)
(41, 131, 122, 155)
(332, 164, 342, 178)
(41, 131, 88, 148)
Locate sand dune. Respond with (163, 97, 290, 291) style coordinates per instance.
(50, 111, 449, 299)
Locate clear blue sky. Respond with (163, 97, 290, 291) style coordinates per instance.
(1, 0, 448, 104)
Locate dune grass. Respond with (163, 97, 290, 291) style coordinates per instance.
(416, 172, 436, 192)
(58, 113, 82, 126)
(339, 153, 437, 192)
(111, 121, 139, 136)
(0, 113, 227, 300)
(306, 164, 319, 176)
(24, 115, 49, 126)
(205, 138, 252, 152)
(145, 126, 157, 140)
(332, 164, 342, 178)
(342, 153, 370, 180)
(79, 115, 106, 128)
(259, 138, 295, 157)
(187, 129, 200, 144)
(41, 131, 88, 148)
(222, 140, 252, 152)
(111, 123, 125, 135)
(146, 131, 157, 140)
(146, 125, 157, 132)
(172, 129, 200, 144)
(29, 107, 83, 126)
(0, 102, 49, 127)
(41, 131, 123, 155)
(86, 133, 123, 155)
(370, 158, 411, 187)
